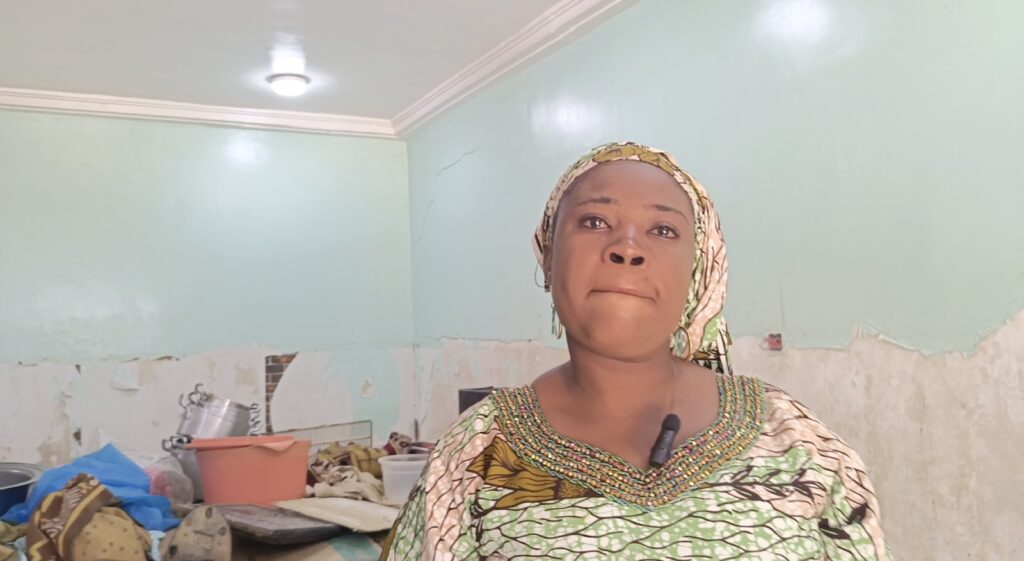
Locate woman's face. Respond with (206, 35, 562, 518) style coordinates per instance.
(547, 160, 696, 360)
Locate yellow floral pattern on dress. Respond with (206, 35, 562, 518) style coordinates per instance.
(467, 437, 597, 510)
(380, 386, 893, 561)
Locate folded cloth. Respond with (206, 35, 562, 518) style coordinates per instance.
(307, 467, 386, 504)
(310, 433, 412, 481)
(2, 445, 178, 531)
(0, 540, 24, 561)
(0, 522, 24, 544)
(26, 474, 153, 561)
(0, 523, 26, 561)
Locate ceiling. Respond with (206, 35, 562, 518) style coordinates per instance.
(0, 1, 578, 121)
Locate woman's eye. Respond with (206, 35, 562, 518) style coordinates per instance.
(580, 216, 608, 229)
(652, 225, 679, 238)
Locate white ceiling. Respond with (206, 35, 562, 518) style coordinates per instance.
(0, 1, 564, 119)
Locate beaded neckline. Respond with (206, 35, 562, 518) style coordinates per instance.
(492, 373, 766, 509)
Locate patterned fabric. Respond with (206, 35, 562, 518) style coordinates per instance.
(0, 522, 25, 561)
(312, 433, 413, 480)
(26, 474, 152, 561)
(379, 379, 891, 561)
(492, 374, 764, 509)
(533, 141, 732, 373)
(308, 469, 388, 503)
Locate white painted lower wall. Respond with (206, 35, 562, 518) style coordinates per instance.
(3, 312, 1022, 560)
(0, 346, 411, 464)
(410, 311, 1024, 561)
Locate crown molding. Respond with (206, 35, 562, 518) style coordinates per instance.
(0, 0, 634, 138)
(0, 87, 397, 138)
(391, 0, 634, 136)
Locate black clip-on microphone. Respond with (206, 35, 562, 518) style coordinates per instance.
(648, 413, 680, 468)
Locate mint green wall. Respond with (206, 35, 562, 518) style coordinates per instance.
(407, 0, 1024, 352)
(4, 0, 1023, 362)
(0, 109, 412, 363)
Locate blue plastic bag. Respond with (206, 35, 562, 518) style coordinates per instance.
(1, 444, 179, 531)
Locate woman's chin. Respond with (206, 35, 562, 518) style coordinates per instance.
(571, 330, 667, 362)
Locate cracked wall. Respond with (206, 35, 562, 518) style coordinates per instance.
(4, 2, 1024, 560)
(0, 108, 417, 464)
(0, 348, 263, 464)
(401, 2, 1024, 560)
(0, 345, 414, 464)
(410, 310, 1024, 561)
(5, 313, 1022, 561)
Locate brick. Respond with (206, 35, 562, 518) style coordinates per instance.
(266, 353, 298, 366)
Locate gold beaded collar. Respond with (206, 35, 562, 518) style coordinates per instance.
(492, 373, 766, 509)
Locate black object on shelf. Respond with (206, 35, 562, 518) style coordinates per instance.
(459, 387, 497, 414)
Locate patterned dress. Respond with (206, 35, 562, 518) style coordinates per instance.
(380, 375, 891, 560)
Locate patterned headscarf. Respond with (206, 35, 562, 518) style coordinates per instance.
(533, 141, 733, 374)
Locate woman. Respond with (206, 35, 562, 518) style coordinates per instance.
(381, 142, 891, 560)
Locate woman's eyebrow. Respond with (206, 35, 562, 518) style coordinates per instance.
(647, 203, 687, 220)
(575, 196, 617, 207)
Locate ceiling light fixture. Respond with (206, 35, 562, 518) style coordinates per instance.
(266, 73, 311, 97)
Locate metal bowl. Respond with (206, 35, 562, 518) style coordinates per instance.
(0, 462, 45, 516)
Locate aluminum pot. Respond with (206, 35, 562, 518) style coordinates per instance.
(176, 386, 254, 440)
(164, 384, 263, 501)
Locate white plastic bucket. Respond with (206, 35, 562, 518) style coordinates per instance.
(378, 454, 428, 505)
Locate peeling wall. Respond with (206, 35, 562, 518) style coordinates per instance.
(268, 346, 415, 443)
(0, 108, 417, 467)
(5, 312, 1020, 559)
(1, 348, 263, 465)
(411, 340, 565, 439)
(730, 314, 1024, 561)
(410, 310, 1024, 561)
(0, 345, 416, 465)
(2, 2, 1021, 559)
(397, 4, 1024, 556)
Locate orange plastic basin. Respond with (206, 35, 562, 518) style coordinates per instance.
(186, 435, 310, 505)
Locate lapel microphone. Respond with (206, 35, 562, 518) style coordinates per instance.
(648, 413, 680, 468)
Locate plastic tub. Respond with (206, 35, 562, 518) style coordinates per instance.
(186, 435, 310, 505)
(378, 454, 427, 505)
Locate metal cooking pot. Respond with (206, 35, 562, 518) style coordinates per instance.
(175, 384, 256, 440)
(163, 384, 264, 501)
(0, 462, 44, 515)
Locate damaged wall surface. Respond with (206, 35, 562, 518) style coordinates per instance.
(0, 345, 417, 465)
(411, 310, 1024, 561)
(0, 349, 264, 466)
(2, 1, 1022, 559)
(399, 1, 1024, 559)
(0, 109, 417, 464)
(7, 312, 1022, 560)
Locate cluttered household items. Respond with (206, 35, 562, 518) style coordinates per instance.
(0, 384, 432, 561)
